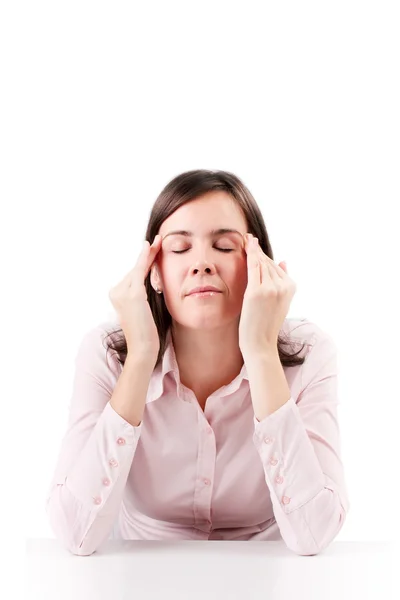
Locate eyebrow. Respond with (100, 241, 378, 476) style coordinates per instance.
(162, 228, 243, 240)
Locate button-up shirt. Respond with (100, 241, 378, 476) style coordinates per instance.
(45, 317, 350, 556)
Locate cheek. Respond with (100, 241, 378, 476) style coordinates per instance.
(226, 259, 248, 290)
(232, 253, 248, 273)
(158, 260, 184, 287)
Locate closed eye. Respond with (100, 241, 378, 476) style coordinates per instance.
(172, 248, 234, 254)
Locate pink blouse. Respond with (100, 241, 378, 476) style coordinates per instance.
(45, 317, 350, 556)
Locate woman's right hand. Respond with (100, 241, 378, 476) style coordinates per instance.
(108, 234, 163, 365)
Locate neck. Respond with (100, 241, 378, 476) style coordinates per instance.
(170, 322, 244, 391)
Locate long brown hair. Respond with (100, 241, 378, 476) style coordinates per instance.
(103, 169, 307, 370)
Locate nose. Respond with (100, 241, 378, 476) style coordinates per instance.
(192, 264, 213, 274)
(191, 259, 215, 275)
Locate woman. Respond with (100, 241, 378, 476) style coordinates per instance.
(45, 169, 350, 556)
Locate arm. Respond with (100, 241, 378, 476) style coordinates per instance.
(248, 329, 350, 555)
(45, 325, 153, 556)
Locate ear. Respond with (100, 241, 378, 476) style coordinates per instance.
(150, 265, 160, 290)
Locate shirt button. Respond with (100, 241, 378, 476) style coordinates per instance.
(282, 496, 291, 505)
(93, 496, 102, 505)
(264, 437, 274, 444)
(269, 457, 278, 466)
(203, 478, 210, 485)
(102, 478, 110, 486)
(109, 458, 119, 467)
(117, 437, 126, 445)
(275, 475, 284, 484)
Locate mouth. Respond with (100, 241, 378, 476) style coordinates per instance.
(187, 290, 222, 298)
(187, 286, 222, 295)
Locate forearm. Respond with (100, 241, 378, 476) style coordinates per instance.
(110, 354, 154, 426)
(245, 350, 292, 421)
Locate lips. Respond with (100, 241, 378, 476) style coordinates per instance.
(187, 286, 222, 295)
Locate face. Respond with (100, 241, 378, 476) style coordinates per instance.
(151, 191, 250, 331)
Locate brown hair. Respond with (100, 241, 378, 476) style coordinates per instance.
(103, 169, 307, 370)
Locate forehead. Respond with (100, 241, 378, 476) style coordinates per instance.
(159, 193, 247, 237)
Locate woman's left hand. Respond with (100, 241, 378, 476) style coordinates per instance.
(238, 234, 297, 358)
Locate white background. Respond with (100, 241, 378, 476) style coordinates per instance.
(2, 1, 399, 546)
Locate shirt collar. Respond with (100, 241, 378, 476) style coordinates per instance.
(146, 328, 250, 404)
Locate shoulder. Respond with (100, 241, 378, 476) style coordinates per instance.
(76, 318, 118, 347)
(281, 317, 336, 355)
(75, 318, 123, 373)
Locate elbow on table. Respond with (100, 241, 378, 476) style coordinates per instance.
(45, 486, 102, 557)
(68, 543, 98, 557)
(287, 497, 350, 557)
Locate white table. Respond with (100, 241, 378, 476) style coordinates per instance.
(26, 539, 396, 600)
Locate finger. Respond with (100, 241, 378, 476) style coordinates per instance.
(260, 258, 280, 286)
(248, 239, 280, 287)
(120, 236, 161, 285)
(246, 236, 261, 288)
(140, 236, 162, 279)
(257, 245, 285, 279)
(139, 235, 162, 263)
(256, 249, 280, 282)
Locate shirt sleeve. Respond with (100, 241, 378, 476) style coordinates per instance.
(45, 324, 143, 556)
(251, 330, 350, 556)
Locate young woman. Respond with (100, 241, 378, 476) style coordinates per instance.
(46, 169, 350, 556)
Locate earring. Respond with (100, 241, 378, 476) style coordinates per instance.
(155, 287, 162, 294)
